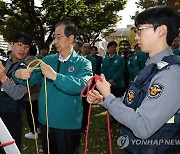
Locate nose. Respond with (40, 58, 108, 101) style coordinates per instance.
(135, 33, 139, 41)
(54, 38, 59, 45)
(19, 45, 26, 51)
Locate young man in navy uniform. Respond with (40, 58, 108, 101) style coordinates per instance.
(86, 6, 180, 154)
(0, 32, 32, 152)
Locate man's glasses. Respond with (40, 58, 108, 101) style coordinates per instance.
(135, 25, 155, 36)
(53, 34, 65, 40)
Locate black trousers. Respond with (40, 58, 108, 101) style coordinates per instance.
(111, 87, 125, 98)
(25, 100, 39, 132)
(41, 124, 81, 154)
(81, 97, 89, 131)
(0, 112, 22, 153)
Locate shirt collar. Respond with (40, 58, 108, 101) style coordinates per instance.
(59, 52, 72, 62)
(109, 54, 116, 58)
(145, 47, 173, 66)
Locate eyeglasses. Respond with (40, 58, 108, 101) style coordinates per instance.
(135, 25, 155, 36)
(53, 34, 65, 40)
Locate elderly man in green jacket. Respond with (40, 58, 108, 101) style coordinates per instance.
(14, 21, 92, 154)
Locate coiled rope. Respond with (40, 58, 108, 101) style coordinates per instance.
(81, 75, 113, 154)
(26, 59, 50, 154)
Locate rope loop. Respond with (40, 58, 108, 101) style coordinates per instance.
(81, 74, 101, 97)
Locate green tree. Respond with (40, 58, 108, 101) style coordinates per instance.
(0, 0, 127, 48)
(136, 0, 179, 11)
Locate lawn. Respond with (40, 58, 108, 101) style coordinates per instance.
(21, 105, 124, 154)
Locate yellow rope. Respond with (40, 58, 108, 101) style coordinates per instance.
(27, 59, 50, 154)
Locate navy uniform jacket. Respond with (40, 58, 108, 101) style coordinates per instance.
(0, 55, 27, 114)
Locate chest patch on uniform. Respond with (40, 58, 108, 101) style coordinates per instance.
(148, 83, 164, 99)
(127, 90, 135, 105)
(68, 66, 74, 72)
(114, 60, 118, 63)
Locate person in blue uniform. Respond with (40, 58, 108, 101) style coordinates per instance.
(0, 32, 32, 152)
(14, 21, 93, 154)
(86, 6, 180, 154)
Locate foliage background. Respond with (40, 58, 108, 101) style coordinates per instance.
(0, 0, 127, 48)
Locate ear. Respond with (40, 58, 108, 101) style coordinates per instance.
(158, 25, 167, 37)
(69, 35, 74, 44)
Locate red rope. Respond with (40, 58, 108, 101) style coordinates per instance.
(81, 75, 112, 154)
(81, 74, 101, 97)
(84, 104, 92, 154)
(107, 111, 113, 154)
(0, 139, 15, 147)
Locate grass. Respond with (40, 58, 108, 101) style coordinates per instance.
(21, 105, 124, 154)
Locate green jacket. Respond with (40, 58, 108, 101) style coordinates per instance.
(136, 50, 148, 70)
(14, 51, 93, 129)
(101, 54, 125, 88)
(86, 54, 96, 74)
(127, 55, 141, 82)
(173, 48, 180, 56)
(36, 54, 44, 59)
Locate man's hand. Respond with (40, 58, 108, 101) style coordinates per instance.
(40, 63, 57, 80)
(96, 74, 111, 98)
(0, 61, 8, 83)
(87, 90, 104, 105)
(15, 68, 33, 80)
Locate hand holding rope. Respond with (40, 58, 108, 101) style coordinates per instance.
(81, 74, 112, 154)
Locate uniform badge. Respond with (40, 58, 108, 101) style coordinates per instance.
(148, 83, 164, 99)
(127, 90, 135, 105)
(68, 66, 74, 72)
(114, 60, 118, 63)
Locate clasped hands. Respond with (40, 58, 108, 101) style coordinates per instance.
(86, 74, 111, 105)
(15, 63, 57, 81)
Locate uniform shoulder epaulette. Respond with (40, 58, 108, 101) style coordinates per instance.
(162, 55, 180, 65)
(157, 55, 180, 69)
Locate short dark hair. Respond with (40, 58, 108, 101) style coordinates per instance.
(29, 45, 37, 56)
(107, 41, 118, 48)
(39, 44, 49, 51)
(12, 32, 32, 46)
(135, 6, 180, 46)
(91, 46, 98, 51)
(75, 40, 83, 47)
(55, 21, 78, 39)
